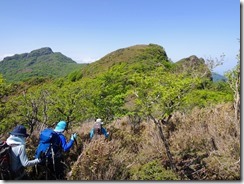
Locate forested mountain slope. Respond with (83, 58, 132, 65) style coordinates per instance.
(0, 47, 85, 83)
(0, 43, 239, 180)
(174, 55, 211, 78)
(68, 44, 214, 82)
(68, 44, 171, 81)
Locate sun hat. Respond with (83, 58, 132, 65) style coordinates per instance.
(10, 125, 29, 137)
(96, 118, 104, 125)
(54, 121, 67, 132)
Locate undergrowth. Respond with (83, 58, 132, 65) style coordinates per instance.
(25, 103, 239, 180)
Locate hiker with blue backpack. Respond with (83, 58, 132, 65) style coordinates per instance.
(35, 121, 77, 180)
(90, 118, 109, 140)
(5, 125, 43, 180)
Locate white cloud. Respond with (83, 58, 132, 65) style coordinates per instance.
(0, 54, 14, 61)
(75, 56, 100, 64)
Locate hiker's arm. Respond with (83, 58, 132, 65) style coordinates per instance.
(19, 146, 40, 167)
(59, 134, 74, 152)
(101, 127, 109, 138)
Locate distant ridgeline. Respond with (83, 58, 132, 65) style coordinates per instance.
(0, 45, 225, 83)
(68, 44, 222, 82)
(75, 44, 170, 79)
(0, 47, 85, 83)
(212, 72, 227, 82)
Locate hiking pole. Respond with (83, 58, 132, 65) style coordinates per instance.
(35, 165, 38, 178)
(67, 122, 79, 155)
(73, 132, 78, 147)
(51, 144, 57, 179)
(45, 157, 48, 180)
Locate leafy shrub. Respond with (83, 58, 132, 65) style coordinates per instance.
(130, 160, 179, 180)
(182, 89, 233, 109)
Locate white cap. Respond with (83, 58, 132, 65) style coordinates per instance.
(96, 118, 104, 124)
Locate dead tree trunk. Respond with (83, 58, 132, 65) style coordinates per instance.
(234, 72, 240, 122)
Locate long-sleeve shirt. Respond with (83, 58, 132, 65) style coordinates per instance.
(90, 127, 109, 139)
(34, 130, 74, 160)
(57, 133, 74, 152)
(6, 135, 40, 173)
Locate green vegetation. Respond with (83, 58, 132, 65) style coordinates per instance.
(69, 44, 171, 80)
(131, 160, 179, 180)
(0, 47, 85, 83)
(0, 44, 240, 180)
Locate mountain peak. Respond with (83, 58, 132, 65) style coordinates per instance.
(2, 47, 54, 61)
(176, 55, 205, 66)
(99, 43, 168, 65)
(79, 43, 169, 78)
(0, 47, 83, 83)
(27, 47, 53, 58)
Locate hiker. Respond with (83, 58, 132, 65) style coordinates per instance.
(90, 118, 109, 140)
(6, 125, 42, 180)
(52, 120, 77, 152)
(35, 120, 77, 179)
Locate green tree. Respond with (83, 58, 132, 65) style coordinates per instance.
(94, 69, 128, 121)
(130, 67, 201, 172)
(0, 75, 14, 135)
(12, 86, 51, 134)
(40, 82, 86, 128)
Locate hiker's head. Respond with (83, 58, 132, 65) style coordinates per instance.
(54, 121, 67, 132)
(96, 118, 104, 125)
(10, 125, 29, 137)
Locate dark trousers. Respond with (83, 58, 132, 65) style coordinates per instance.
(34, 157, 66, 180)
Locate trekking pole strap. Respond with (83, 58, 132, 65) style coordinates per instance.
(51, 144, 56, 172)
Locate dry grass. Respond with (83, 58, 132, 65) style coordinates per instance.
(26, 103, 240, 180)
(67, 118, 172, 180)
(170, 103, 240, 179)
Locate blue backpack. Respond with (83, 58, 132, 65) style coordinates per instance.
(35, 128, 62, 159)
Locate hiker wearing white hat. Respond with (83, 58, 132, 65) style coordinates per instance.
(90, 118, 109, 140)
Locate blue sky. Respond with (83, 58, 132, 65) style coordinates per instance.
(0, 0, 240, 74)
